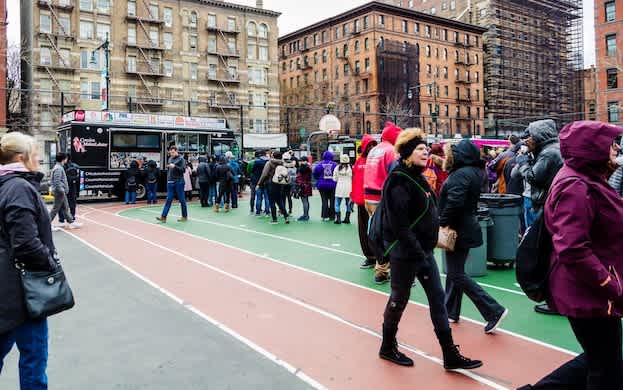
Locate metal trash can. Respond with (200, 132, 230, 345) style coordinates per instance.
(442, 208, 492, 277)
(479, 194, 523, 267)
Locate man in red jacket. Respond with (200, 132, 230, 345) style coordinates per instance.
(364, 123, 402, 284)
(352, 135, 378, 269)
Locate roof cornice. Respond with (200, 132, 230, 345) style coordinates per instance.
(198, 0, 281, 17)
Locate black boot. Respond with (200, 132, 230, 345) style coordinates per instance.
(334, 212, 342, 224)
(342, 211, 351, 224)
(379, 325, 414, 367)
(437, 330, 482, 370)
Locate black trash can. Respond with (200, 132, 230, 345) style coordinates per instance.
(479, 194, 522, 267)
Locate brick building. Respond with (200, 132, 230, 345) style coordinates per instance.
(0, 0, 6, 133)
(595, 0, 623, 125)
(382, 0, 585, 134)
(583, 66, 597, 121)
(278, 1, 486, 142)
(31, 0, 280, 163)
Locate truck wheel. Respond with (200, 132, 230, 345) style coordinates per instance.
(136, 184, 146, 200)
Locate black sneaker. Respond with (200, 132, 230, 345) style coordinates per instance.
(442, 344, 483, 370)
(379, 343, 414, 367)
(534, 303, 560, 316)
(374, 273, 390, 285)
(360, 258, 376, 269)
(484, 308, 508, 334)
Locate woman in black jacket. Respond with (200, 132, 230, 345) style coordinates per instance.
(124, 160, 140, 204)
(0, 132, 61, 388)
(439, 140, 508, 333)
(380, 129, 482, 371)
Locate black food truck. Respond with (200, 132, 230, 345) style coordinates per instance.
(57, 110, 236, 200)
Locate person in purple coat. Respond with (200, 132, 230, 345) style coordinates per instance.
(519, 121, 623, 390)
(313, 151, 337, 221)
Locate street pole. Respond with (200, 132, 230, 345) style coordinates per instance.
(240, 104, 244, 154)
(105, 33, 110, 111)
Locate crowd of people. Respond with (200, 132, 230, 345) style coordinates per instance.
(1, 116, 623, 388)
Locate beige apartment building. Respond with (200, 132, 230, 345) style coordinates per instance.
(32, 0, 280, 162)
(278, 2, 486, 140)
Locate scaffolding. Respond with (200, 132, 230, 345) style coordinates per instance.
(481, 0, 584, 133)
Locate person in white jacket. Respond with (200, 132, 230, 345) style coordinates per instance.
(333, 154, 353, 224)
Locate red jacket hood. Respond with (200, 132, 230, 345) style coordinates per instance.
(360, 135, 378, 157)
(381, 123, 402, 145)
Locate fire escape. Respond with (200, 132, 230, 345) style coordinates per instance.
(454, 38, 476, 129)
(37, 0, 77, 119)
(126, 0, 165, 112)
(206, 20, 241, 118)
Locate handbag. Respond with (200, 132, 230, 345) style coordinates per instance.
(437, 226, 458, 252)
(16, 257, 75, 319)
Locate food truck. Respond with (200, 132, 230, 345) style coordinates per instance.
(57, 110, 235, 199)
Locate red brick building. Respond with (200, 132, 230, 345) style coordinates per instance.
(0, 0, 7, 133)
(596, 0, 623, 124)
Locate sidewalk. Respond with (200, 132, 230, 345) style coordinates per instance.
(0, 232, 312, 390)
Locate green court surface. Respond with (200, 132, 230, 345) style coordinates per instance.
(120, 196, 580, 354)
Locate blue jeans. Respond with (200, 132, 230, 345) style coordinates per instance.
(231, 182, 238, 208)
(524, 197, 537, 228)
(161, 180, 187, 218)
(125, 191, 136, 204)
(301, 196, 310, 218)
(0, 318, 48, 390)
(255, 187, 270, 215)
(335, 197, 352, 214)
(146, 183, 157, 204)
(208, 183, 216, 206)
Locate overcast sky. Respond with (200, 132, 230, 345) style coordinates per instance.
(8, 0, 596, 66)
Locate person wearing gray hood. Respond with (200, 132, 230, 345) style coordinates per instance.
(517, 119, 564, 316)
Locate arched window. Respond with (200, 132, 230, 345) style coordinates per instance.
(247, 21, 257, 36)
(190, 11, 198, 27)
(322, 50, 327, 63)
(426, 45, 431, 57)
(314, 52, 318, 64)
(454, 50, 459, 61)
(444, 48, 448, 60)
(354, 40, 360, 52)
(343, 44, 348, 56)
(474, 54, 479, 64)
(258, 23, 268, 39)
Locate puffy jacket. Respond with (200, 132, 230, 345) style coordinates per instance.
(438, 140, 484, 249)
(519, 120, 563, 208)
(144, 160, 159, 184)
(296, 163, 313, 197)
(546, 121, 623, 318)
(124, 161, 140, 190)
(215, 159, 233, 184)
(196, 157, 212, 184)
(383, 163, 439, 268)
(364, 123, 401, 202)
(351, 135, 377, 205)
(50, 162, 69, 193)
(251, 157, 269, 186)
(313, 151, 338, 191)
(0, 168, 56, 334)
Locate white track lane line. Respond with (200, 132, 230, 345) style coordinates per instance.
(82, 205, 579, 357)
(61, 230, 327, 390)
(75, 213, 509, 390)
(133, 206, 527, 297)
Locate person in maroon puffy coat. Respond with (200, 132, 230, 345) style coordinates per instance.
(520, 121, 623, 390)
(295, 161, 313, 221)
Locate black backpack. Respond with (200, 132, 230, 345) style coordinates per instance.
(515, 176, 583, 302)
(368, 171, 430, 264)
(126, 174, 137, 191)
(66, 164, 79, 184)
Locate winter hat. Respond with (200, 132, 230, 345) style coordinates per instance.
(283, 152, 292, 161)
(395, 128, 426, 161)
(381, 122, 403, 145)
(340, 154, 350, 164)
(225, 151, 234, 159)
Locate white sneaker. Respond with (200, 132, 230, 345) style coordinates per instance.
(67, 222, 83, 229)
(51, 226, 61, 232)
(55, 222, 67, 228)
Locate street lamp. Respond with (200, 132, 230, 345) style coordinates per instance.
(90, 32, 111, 111)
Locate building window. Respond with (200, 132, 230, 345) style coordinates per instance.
(190, 63, 198, 80)
(258, 24, 268, 39)
(164, 60, 172, 76)
(80, 21, 94, 40)
(148, 4, 159, 19)
(248, 43, 256, 59)
(58, 16, 70, 35)
(207, 14, 217, 28)
(248, 22, 257, 37)
(190, 35, 198, 52)
(425, 25, 431, 37)
(607, 34, 617, 56)
(365, 58, 370, 71)
(378, 15, 385, 27)
(402, 20, 408, 33)
(96, 23, 110, 41)
(228, 18, 237, 32)
(363, 16, 369, 29)
(608, 101, 620, 122)
(608, 68, 619, 89)
(208, 36, 216, 53)
(80, 0, 92, 11)
(127, 0, 135, 15)
(164, 32, 173, 49)
(606, 1, 616, 22)
(91, 81, 100, 100)
(426, 45, 431, 57)
(164, 8, 173, 27)
(190, 11, 198, 27)
(40, 14, 52, 34)
(128, 25, 136, 45)
(322, 50, 327, 63)
(259, 45, 269, 61)
(589, 103, 596, 119)
(354, 40, 360, 53)
(149, 29, 159, 47)
(364, 38, 369, 50)
(127, 56, 136, 72)
(39, 47, 52, 65)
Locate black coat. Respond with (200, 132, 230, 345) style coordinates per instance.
(0, 172, 56, 333)
(438, 140, 484, 249)
(382, 163, 439, 265)
(215, 161, 233, 184)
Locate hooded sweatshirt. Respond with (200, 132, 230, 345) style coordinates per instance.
(313, 151, 338, 192)
(351, 135, 377, 205)
(545, 121, 623, 318)
(364, 123, 401, 202)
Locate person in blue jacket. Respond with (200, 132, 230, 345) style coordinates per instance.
(313, 151, 338, 221)
(226, 151, 240, 209)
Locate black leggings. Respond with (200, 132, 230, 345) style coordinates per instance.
(217, 181, 231, 205)
(357, 204, 375, 261)
(319, 189, 335, 219)
(383, 253, 451, 339)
